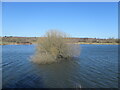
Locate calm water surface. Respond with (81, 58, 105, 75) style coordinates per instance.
(2, 45, 118, 88)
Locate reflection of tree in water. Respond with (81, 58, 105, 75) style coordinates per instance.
(34, 57, 82, 88)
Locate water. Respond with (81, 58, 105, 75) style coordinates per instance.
(2, 44, 118, 88)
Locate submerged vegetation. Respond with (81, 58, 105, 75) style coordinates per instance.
(32, 30, 80, 64)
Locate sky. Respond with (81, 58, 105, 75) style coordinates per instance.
(2, 2, 118, 38)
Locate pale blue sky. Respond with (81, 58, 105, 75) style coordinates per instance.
(2, 2, 118, 38)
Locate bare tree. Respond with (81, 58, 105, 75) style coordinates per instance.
(32, 30, 80, 64)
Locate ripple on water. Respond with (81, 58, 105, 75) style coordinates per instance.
(2, 45, 118, 88)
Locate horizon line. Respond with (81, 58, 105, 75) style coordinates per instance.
(1, 36, 118, 39)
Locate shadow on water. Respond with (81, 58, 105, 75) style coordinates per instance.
(33, 57, 82, 88)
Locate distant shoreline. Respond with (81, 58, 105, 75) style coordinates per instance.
(0, 42, 119, 45)
(1, 37, 119, 45)
(73, 42, 119, 45)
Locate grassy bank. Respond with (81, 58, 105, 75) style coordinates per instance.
(0, 37, 119, 45)
(0, 42, 119, 45)
(0, 42, 32, 45)
(74, 42, 119, 45)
